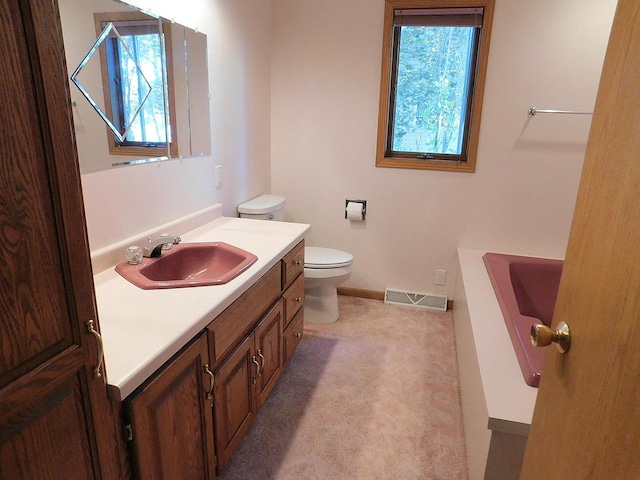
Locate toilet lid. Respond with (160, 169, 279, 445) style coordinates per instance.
(238, 194, 286, 214)
(305, 247, 353, 269)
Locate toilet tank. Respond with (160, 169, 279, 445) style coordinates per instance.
(237, 194, 286, 221)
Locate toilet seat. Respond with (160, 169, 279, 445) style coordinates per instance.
(304, 247, 353, 269)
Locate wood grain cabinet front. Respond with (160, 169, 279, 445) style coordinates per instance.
(282, 272, 304, 329)
(213, 300, 284, 472)
(210, 241, 307, 474)
(125, 333, 216, 480)
(0, 1, 120, 478)
(283, 309, 304, 366)
(208, 264, 282, 369)
(281, 241, 305, 362)
(282, 240, 305, 290)
(212, 334, 256, 473)
(255, 300, 284, 407)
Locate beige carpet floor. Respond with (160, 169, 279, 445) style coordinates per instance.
(218, 296, 468, 480)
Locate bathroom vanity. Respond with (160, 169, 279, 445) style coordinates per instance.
(93, 216, 309, 478)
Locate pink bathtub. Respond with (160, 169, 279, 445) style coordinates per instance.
(482, 252, 563, 387)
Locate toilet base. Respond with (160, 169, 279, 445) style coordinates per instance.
(304, 285, 339, 323)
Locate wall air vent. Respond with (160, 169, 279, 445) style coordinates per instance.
(384, 288, 448, 312)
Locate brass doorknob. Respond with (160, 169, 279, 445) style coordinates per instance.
(530, 321, 571, 353)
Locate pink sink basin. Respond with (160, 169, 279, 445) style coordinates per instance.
(115, 242, 258, 289)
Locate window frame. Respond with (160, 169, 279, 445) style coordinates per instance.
(94, 12, 178, 158)
(376, 0, 495, 173)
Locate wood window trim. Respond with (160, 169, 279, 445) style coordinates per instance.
(375, 0, 495, 173)
(93, 12, 178, 158)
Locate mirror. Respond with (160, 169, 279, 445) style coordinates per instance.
(59, 0, 211, 173)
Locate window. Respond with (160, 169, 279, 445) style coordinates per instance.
(376, 0, 494, 172)
(94, 12, 177, 157)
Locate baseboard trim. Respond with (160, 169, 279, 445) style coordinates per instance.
(337, 287, 385, 301)
(338, 287, 454, 310)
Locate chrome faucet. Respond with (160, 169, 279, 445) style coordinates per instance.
(143, 235, 181, 258)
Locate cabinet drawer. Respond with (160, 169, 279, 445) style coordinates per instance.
(282, 241, 304, 290)
(282, 273, 304, 328)
(283, 310, 304, 366)
(208, 264, 281, 368)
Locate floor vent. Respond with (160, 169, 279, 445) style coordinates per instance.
(384, 288, 448, 312)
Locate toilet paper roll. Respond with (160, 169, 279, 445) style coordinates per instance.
(346, 201, 364, 221)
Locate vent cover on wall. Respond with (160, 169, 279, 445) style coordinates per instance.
(384, 288, 448, 312)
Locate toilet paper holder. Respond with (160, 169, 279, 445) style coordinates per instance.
(345, 199, 367, 221)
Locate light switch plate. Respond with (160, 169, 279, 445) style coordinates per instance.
(215, 165, 223, 188)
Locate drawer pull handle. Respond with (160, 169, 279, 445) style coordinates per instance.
(257, 349, 265, 377)
(294, 332, 302, 339)
(294, 260, 302, 266)
(252, 355, 260, 384)
(204, 364, 214, 400)
(86, 320, 104, 379)
(295, 296, 302, 303)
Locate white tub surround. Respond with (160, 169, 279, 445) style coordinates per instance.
(94, 215, 310, 400)
(453, 248, 538, 480)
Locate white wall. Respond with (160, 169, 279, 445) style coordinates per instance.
(270, 0, 618, 297)
(80, 0, 272, 251)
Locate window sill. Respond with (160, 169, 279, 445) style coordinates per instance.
(376, 156, 476, 173)
(107, 143, 177, 158)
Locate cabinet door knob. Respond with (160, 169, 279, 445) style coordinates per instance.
(294, 260, 302, 266)
(294, 332, 302, 339)
(295, 296, 302, 303)
(204, 364, 214, 400)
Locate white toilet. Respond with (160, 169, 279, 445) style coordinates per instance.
(238, 194, 353, 323)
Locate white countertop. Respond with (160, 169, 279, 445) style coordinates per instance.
(94, 216, 310, 400)
(458, 248, 538, 435)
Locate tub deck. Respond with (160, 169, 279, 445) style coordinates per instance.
(454, 249, 542, 480)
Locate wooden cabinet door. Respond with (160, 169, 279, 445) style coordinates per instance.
(213, 335, 258, 471)
(255, 300, 284, 408)
(0, 1, 119, 478)
(0, 371, 97, 479)
(127, 334, 215, 480)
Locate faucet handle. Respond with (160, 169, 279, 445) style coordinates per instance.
(125, 246, 143, 264)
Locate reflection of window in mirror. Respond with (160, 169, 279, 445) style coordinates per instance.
(94, 12, 178, 157)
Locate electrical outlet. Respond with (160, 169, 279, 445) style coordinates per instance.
(435, 269, 446, 286)
(214, 165, 223, 188)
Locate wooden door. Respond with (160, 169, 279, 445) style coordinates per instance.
(255, 300, 284, 408)
(127, 334, 216, 480)
(213, 334, 257, 471)
(0, 0, 119, 478)
(521, 1, 640, 478)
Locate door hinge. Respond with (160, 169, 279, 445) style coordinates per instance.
(124, 423, 133, 442)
